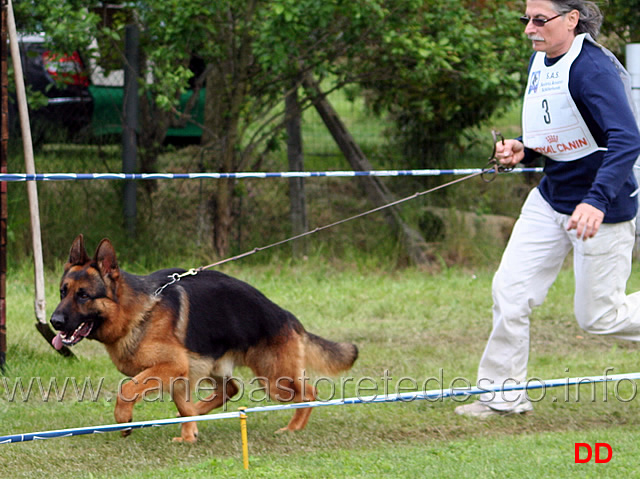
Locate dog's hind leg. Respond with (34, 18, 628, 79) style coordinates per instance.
(272, 376, 317, 433)
(253, 347, 317, 432)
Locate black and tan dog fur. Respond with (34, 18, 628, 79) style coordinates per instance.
(50, 235, 358, 443)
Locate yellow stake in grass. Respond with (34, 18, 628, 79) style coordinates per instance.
(239, 407, 249, 470)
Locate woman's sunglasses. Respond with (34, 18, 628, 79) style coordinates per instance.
(519, 14, 562, 27)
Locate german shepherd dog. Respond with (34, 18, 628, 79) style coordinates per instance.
(50, 235, 358, 443)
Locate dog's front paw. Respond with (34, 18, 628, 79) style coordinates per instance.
(274, 426, 294, 434)
(172, 431, 198, 444)
(114, 407, 133, 438)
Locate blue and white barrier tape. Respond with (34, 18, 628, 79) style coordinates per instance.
(1, 371, 637, 444)
(0, 168, 544, 182)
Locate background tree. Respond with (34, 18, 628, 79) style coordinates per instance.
(133, 0, 530, 256)
(602, 0, 640, 45)
(11, 0, 578, 258)
(349, 1, 529, 168)
(110, 0, 398, 256)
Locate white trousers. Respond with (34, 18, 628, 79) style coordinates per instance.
(478, 188, 640, 410)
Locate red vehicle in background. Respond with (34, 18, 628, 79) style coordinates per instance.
(10, 33, 93, 142)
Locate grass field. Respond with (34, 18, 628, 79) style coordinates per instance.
(2, 259, 640, 478)
(3, 73, 633, 477)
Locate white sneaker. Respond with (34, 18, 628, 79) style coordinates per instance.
(454, 401, 532, 418)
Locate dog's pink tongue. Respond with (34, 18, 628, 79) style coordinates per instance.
(52, 333, 63, 351)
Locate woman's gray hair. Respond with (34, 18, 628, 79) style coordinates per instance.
(550, 1, 605, 38)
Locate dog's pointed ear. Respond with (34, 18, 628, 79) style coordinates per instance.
(68, 234, 90, 266)
(94, 238, 120, 280)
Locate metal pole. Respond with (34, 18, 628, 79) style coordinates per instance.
(122, 24, 139, 237)
(627, 44, 640, 118)
(0, 0, 8, 373)
(626, 43, 640, 250)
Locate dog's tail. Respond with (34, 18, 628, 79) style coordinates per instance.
(304, 332, 358, 375)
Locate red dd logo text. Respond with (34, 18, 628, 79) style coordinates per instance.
(574, 443, 613, 464)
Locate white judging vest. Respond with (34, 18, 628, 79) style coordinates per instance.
(522, 33, 607, 161)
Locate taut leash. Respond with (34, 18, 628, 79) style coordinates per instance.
(155, 131, 512, 293)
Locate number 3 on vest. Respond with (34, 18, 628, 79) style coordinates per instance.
(542, 99, 551, 124)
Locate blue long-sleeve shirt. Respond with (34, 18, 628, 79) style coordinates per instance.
(520, 40, 640, 223)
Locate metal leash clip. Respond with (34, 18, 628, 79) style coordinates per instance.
(154, 268, 199, 296)
(481, 130, 512, 183)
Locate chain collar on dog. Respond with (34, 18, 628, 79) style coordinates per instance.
(154, 268, 199, 296)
